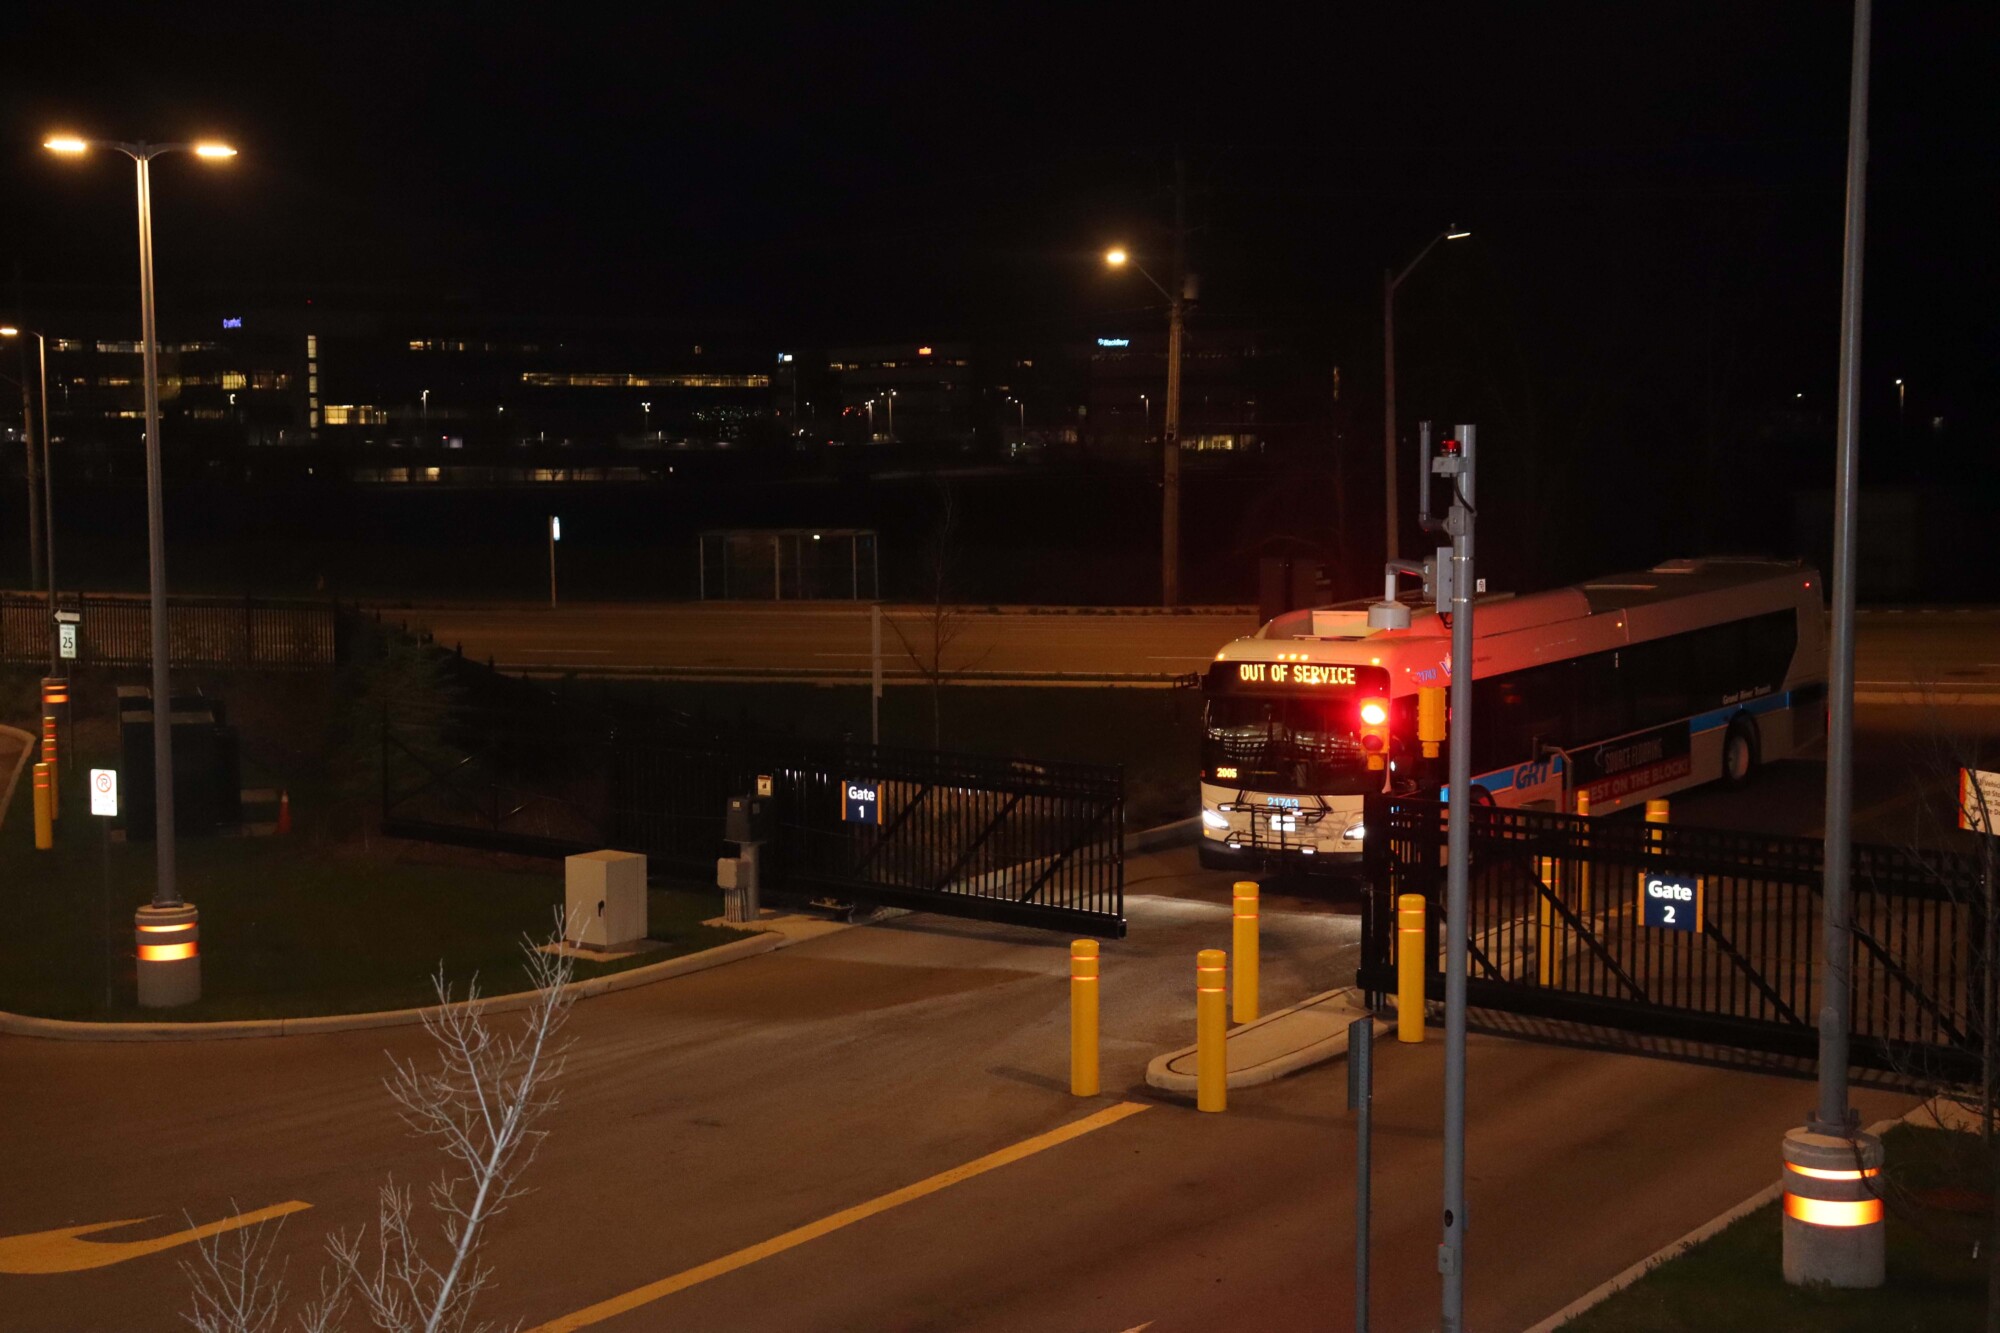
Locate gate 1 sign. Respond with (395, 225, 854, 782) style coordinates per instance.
(1959, 769, 2000, 835)
(1640, 874, 1702, 933)
(843, 780, 880, 824)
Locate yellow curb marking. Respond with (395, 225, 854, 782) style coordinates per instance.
(0, 1201, 312, 1274)
(526, 1101, 1150, 1332)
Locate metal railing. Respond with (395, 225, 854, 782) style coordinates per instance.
(0, 592, 337, 668)
(382, 711, 1126, 937)
(1359, 796, 1985, 1080)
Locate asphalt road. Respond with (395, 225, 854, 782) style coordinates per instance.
(0, 838, 1913, 1333)
(390, 602, 2000, 690)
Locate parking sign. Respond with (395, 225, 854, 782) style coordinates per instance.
(90, 769, 118, 817)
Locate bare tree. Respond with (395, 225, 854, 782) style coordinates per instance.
(183, 932, 577, 1333)
(887, 482, 989, 747)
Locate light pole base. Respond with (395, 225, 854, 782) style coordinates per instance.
(135, 902, 200, 1009)
(1780, 1126, 1885, 1288)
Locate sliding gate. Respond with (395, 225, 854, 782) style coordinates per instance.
(382, 713, 1125, 937)
(1357, 795, 1985, 1081)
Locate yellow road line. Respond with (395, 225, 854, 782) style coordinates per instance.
(526, 1101, 1150, 1332)
(0, 1200, 312, 1274)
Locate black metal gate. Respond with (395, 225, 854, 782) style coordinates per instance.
(381, 713, 1125, 937)
(1358, 796, 1985, 1081)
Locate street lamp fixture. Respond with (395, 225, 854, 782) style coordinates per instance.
(44, 133, 238, 967)
(1105, 244, 1187, 605)
(1383, 225, 1470, 564)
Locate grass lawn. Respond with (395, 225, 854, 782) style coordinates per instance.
(1561, 1122, 1986, 1332)
(0, 753, 744, 1022)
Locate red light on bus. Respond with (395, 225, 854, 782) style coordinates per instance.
(1360, 700, 1388, 727)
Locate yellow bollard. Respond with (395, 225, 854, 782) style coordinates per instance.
(1070, 940, 1100, 1097)
(1397, 893, 1426, 1043)
(1232, 880, 1260, 1024)
(32, 762, 53, 851)
(1536, 855, 1559, 987)
(1197, 948, 1227, 1112)
(1417, 685, 1447, 760)
(41, 714, 58, 820)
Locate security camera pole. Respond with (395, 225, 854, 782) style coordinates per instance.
(1369, 419, 1477, 1329)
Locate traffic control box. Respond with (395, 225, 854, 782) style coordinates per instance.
(565, 850, 648, 950)
(725, 793, 773, 843)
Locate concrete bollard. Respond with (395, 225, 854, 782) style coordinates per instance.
(1781, 1126, 1885, 1287)
(1397, 894, 1426, 1043)
(1232, 880, 1260, 1024)
(136, 902, 201, 1008)
(1197, 948, 1227, 1112)
(1070, 940, 1100, 1097)
(32, 762, 53, 851)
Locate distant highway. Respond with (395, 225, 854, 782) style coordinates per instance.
(388, 601, 2000, 692)
(387, 602, 1258, 684)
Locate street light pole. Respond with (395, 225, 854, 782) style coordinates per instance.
(37, 330, 53, 671)
(1383, 228, 1470, 565)
(1105, 243, 1189, 606)
(45, 135, 236, 927)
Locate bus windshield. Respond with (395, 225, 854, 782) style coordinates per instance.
(1202, 664, 1390, 796)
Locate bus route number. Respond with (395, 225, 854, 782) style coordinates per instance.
(1237, 663, 1357, 687)
(1640, 875, 1702, 933)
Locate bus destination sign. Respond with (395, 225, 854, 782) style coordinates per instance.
(1233, 662, 1358, 687)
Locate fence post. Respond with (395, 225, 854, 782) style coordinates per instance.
(1232, 880, 1260, 1024)
(1576, 789, 1593, 916)
(1398, 894, 1426, 1042)
(1197, 948, 1227, 1112)
(1537, 855, 1559, 987)
(1071, 939, 1100, 1096)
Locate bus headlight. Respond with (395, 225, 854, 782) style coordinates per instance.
(1343, 821, 1366, 841)
(1201, 808, 1230, 831)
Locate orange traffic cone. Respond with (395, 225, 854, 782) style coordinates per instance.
(276, 789, 292, 835)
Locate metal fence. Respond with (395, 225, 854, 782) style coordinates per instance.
(1359, 796, 1986, 1081)
(382, 711, 1126, 936)
(0, 593, 337, 668)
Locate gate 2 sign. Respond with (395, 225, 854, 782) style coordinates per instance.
(1639, 874, 1703, 933)
(843, 780, 880, 824)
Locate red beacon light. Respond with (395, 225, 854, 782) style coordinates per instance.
(1439, 437, 1462, 456)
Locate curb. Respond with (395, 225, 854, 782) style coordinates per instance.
(1145, 986, 1384, 1093)
(1522, 1110, 1908, 1331)
(0, 930, 786, 1043)
(1124, 815, 1198, 855)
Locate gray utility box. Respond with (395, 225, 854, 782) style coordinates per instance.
(565, 850, 648, 950)
(725, 794, 773, 843)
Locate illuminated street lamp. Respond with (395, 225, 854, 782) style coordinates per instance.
(1106, 245, 1186, 605)
(641, 400, 652, 438)
(0, 326, 55, 670)
(886, 388, 897, 442)
(44, 134, 237, 958)
(1383, 227, 1470, 563)
(1007, 395, 1025, 434)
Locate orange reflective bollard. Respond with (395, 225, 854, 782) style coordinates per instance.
(1397, 894, 1426, 1043)
(32, 762, 53, 850)
(1070, 940, 1100, 1097)
(1197, 949, 1227, 1112)
(1232, 880, 1260, 1024)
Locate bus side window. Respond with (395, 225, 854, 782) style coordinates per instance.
(1628, 634, 1693, 729)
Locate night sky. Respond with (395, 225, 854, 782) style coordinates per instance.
(1, 3, 1995, 594)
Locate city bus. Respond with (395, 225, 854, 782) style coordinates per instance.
(1197, 557, 1827, 873)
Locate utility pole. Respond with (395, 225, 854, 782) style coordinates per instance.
(1162, 153, 1186, 608)
(16, 336, 44, 594)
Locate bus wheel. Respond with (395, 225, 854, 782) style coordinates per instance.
(1471, 786, 1496, 808)
(1723, 717, 1760, 788)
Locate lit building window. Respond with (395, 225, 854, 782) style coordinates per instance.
(322, 405, 387, 426)
(518, 371, 770, 389)
(221, 371, 248, 390)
